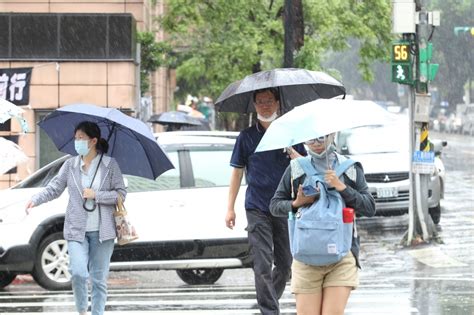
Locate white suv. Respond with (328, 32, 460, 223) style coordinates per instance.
(0, 132, 250, 290)
(336, 122, 445, 223)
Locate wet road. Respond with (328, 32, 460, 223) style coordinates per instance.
(0, 132, 473, 314)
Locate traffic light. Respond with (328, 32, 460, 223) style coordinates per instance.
(418, 42, 438, 82)
(454, 26, 474, 37)
(391, 41, 414, 85)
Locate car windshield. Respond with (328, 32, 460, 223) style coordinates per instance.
(14, 157, 66, 188)
(189, 148, 234, 187)
(338, 124, 408, 155)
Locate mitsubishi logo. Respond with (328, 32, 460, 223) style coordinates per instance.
(383, 175, 390, 182)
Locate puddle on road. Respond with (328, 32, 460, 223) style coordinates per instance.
(408, 247, 468, 268)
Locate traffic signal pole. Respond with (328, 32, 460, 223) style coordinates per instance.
(413, 2, 431, 244)
(391, 0, 440, 245)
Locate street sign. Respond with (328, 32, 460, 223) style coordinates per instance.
(412, 150, 435, 174)
(414, 93, 431, 122)
(391, 41, 414, 85)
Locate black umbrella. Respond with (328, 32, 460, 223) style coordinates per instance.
(148, 111, 203, 127)
(215, 68, 346, 114)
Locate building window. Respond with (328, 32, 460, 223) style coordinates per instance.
(37, 111, 65, 168)
(0, 119, 10, 132)
(3, 135, 18, 174)
(1, 13, 136, 61)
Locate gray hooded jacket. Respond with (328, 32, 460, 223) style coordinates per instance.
(32, 155, 126, 242)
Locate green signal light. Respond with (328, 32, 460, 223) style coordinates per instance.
(454, 26, 474, 36)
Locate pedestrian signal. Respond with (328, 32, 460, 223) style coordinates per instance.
(391, 64, 413, 85)
(392, 43, 410, 62)
(391, 40, 414, 85)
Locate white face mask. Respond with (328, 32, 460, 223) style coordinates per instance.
(308, 144, 336, 159)
(257, 111, 278, 122)
(74, 140, 91, 156)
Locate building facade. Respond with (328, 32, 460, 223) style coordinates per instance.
(0, 0, 174, 188)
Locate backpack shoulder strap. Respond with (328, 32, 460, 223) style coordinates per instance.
(335, 158, 357, 178)
(295, 156, 318, 177)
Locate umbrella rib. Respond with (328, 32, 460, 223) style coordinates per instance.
(111, 126, 156, 178)
(126, 128, 156, 178)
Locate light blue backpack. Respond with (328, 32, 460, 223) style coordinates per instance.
(288, 156, 357, 266)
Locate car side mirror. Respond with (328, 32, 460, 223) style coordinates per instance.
(432, 140, 447, 156)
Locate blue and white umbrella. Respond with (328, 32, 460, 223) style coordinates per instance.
(255, 99, 393, 153)
(0, 137, 28, 175)
(38, 104, 174, 180)
(0, 98, 29, 133)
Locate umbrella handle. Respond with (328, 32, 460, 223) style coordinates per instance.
(325, 136, 330, 170)
(83, 199, 97, 212)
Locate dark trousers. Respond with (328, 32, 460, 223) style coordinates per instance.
(245, 208, 292, 315)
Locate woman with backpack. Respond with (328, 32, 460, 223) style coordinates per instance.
(269, 133, 375, 315)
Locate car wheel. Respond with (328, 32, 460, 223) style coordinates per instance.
(429, 205, 441, 224)
(32, 232, 72, 290)
(0, 271, 16, 288)
(176, 268, 224, 285)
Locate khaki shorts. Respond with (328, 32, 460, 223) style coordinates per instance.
(291, 252, 359, 294)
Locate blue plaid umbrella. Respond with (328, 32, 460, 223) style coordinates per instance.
(38, 104, 174, 180)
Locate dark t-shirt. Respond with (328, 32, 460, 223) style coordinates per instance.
(230, 122, 306, 212)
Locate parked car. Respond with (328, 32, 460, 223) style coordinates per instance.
(461, 103, 474, 135)
(430, 106, 449, 133)
(445, 113, 462, 134)
(0, 132, 250, 290)
(336, 121, 446, 223)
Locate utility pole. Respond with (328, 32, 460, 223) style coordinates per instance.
(283, 0, 304, 68)
(391, 0, 440, 245)
(283, 0, 295, 68)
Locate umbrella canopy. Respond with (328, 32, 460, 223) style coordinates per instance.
(255, 99, 392, 153)
(0, 137, 28, 174)
(215, 68, 346, 113)
(0, 98, 29, 133)
(38, 104, 174, 180)
(148, 111, 203, 126)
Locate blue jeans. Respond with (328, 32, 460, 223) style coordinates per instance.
(245, 209, 292, 315)
(68, 231, 115, 315)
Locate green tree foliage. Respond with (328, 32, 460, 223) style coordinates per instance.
(159, 0, 392, 101)
(137, 31, 175, 95)
(324, 39, 399, 102)
(428, 0, 473, 108)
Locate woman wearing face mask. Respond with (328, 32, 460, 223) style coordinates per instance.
(270, 133, 375, 315)
(26, 121, 126, 315)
